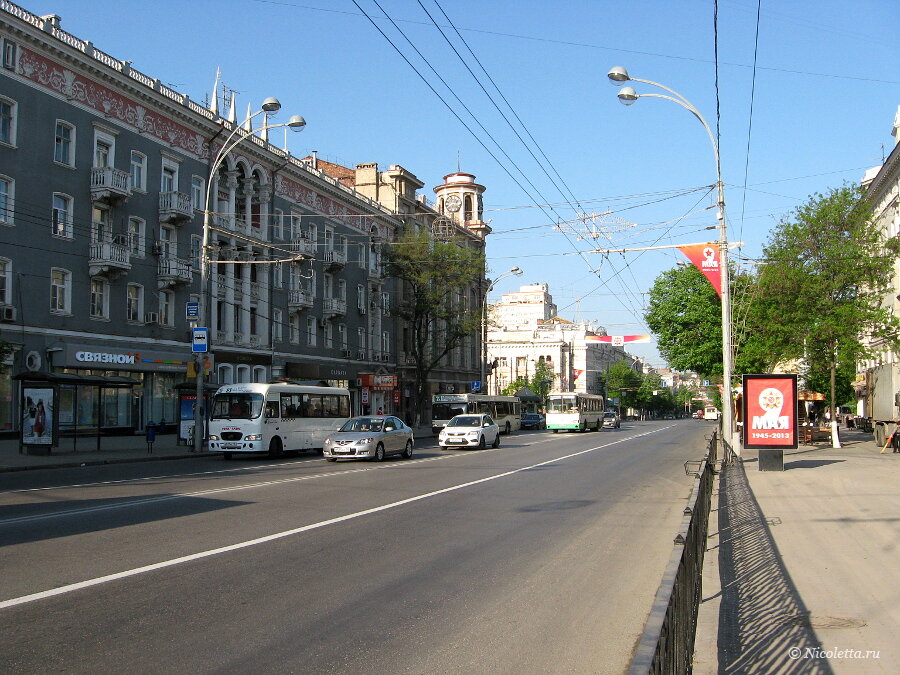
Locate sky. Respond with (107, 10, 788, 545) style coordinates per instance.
(33, 0, 900, 367)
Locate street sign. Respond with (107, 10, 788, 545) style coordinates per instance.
(471, 381, 481, 392)
(191, 327, 209, 353)
(186, 301, 200, 321)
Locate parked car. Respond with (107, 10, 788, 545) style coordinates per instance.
(521, 412, 546, 430)
(438, 414, 501, 450)
(602, 411, 621, 429)
(323, 415, 414, 462)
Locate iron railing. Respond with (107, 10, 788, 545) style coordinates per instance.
(629, 432, 717, 674)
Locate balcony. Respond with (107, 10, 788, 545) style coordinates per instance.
(88, 240, 131, 278)
(367, 264, 381, 281)
(157, 257, 193, 288)
(90, 167, 131, 204)
(159, 191, 193, 224)
(288, 288, 314, 310)
(291, 237, 317, 258)
(324, 249, 347, 270)
(322, 297, 347, 318)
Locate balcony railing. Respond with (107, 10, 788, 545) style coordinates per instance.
(159, 191, 193, 223)
(157, 257, 193, 286)
(88, 240, 131, 278)
(322, 297, 347, 317)
(288, 288, 314, 310)
(324, 249, 347, 269)
(90, 167, 131, 204)
(291, 237, 317, 258)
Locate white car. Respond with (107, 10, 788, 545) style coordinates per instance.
(323, 416, 414, 462)
(438, 414, 501, 450)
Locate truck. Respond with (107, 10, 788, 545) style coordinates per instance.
(864, 364, 900, 450)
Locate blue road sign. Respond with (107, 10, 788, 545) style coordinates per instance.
(472, 381, 481, 392)
(192, 327, 209, 353)
(186, 301, 200, 321)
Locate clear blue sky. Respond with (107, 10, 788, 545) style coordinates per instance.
(37, 0, 900, 366)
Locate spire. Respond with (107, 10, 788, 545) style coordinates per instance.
(227, 91, 236, 123)
(260, 112, 269, 142)
(243, 103, 253, 131)
(209, 68, 220, 114)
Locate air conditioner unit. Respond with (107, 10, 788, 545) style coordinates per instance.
(0, 306, 16, 322)
(144, 312, 159, 324)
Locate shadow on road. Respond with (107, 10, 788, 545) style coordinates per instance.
(716, 461, 833, 674)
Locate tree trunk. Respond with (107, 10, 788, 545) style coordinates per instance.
(830, 356, 841, 449)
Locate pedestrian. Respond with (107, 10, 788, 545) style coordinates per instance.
(377, 407, 383, 415)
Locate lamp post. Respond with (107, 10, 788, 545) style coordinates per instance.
(193, 99, 306, 452)
(481, 266, 522, 395)
(607, 65, 735, 452)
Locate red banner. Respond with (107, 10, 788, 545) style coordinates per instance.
(678, 243, 722, 297)
(584, 335, 651, 345)
(742, 374, 798, 449)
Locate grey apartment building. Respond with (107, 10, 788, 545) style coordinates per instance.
(0, 2, 490, 436)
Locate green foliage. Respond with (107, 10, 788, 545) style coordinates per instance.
(644, 264, 723, 376)
(605, 359, 642, 410)
(381, 228, 485, 425)
(0, 340, 12, 363)
(500, 360, 554, 402)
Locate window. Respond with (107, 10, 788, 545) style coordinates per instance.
(0, 97, 16, 146)
(126, 284, 143, 322)
(324, 323, 333, 349)
(339, 235, 347, 255)
(50, 268, 71, 313)
(381, 291, 390, 313)
(127, 217, 145, 257)
(91, 206, 110, 242)
(272, 308, 283, 342)
(338, 279, 346, 301)
(158, 226, 175, 258)
(272, 262, 282, 289)
(0, 257, 10, 305)
(54, 121, 75, 166)
(190, 235, 201, 271)
(323, 273, 333, 299)
(129, 151, 146, 191)
(272, 209, 284, 240)
(289, 313, 300, 344)
(306, 316, 317, 347)
(338, 323, 347, 350)
(357, 284, 365, 310)
(89, 278, 109, 318)
(159, 290, 174, 326)
(290, 211, 303, 240)
(324, 228, 334, 251)
(161, 161, 178, 193)
(0, 176, 12, 225)
(382, 331, 390, 356)
(93, 135, 113, 168)
(191, 175, 204, 211)
(3, 39, 17, 70)
(51, 194, 73, 238)
(358, 327, 366, 350)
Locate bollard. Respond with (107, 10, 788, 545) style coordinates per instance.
(145, 420, 158, 454)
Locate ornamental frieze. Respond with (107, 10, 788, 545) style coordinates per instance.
(275, 174, 379, 234)
(16, 47, 209, 159)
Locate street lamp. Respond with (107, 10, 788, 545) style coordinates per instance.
(193, 100, 306, 452)
(606, 65, 736, 453)
(481, 266, 523, 395)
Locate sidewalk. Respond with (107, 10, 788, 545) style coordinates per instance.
(0, 425, 439, 472)
(694, 428, 900, 673)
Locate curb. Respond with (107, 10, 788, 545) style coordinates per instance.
(0, 451, 222, 473)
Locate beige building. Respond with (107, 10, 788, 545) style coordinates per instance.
(486, 284, 632, 396)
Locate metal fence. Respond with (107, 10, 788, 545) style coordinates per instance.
(629, 432, 717, 674)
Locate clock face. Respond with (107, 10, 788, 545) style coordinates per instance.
(445, 194, 462, 213)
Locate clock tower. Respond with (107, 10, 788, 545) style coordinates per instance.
(433, 171, 491, 239)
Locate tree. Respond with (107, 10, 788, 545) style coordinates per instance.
(758, 185, 900, 432)
(382, 228, 485, 426)
(605, 360, 642, 415)
(500, 359, 554, 405)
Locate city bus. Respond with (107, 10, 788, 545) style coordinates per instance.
(431, 394, 521, 435)
(208, 383, 351, 458)
(545, 392, 605, 432)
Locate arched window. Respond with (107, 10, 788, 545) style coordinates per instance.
(236, 365, 250, 383)
(463, 195, 473, 222)
(218, 364, 234, 385)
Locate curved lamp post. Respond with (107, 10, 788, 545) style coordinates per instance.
(481, 266, 523, 395)
(607, 66, 736, 453)
(193, 99, 306, 452)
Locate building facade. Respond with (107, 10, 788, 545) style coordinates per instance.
(485, 284, 631, 397)
(0, 4, 487, 436)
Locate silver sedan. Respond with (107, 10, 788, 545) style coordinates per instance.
(323, 415, 414, 462)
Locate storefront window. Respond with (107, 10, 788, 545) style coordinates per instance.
(0, 363, 11, 430)
(150, 372, 179, 427)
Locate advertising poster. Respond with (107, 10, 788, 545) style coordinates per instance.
(742, 374, 798, 450)
(22, 386, 56, 446)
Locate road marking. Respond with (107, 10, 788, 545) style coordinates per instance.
(0, 427, 672, 610)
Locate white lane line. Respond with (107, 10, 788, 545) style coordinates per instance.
(0, 427, 669, 610)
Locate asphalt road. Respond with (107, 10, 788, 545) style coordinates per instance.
(0, 419, 713, 674)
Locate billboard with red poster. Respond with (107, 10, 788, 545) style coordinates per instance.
(742, 374, 798, 449)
